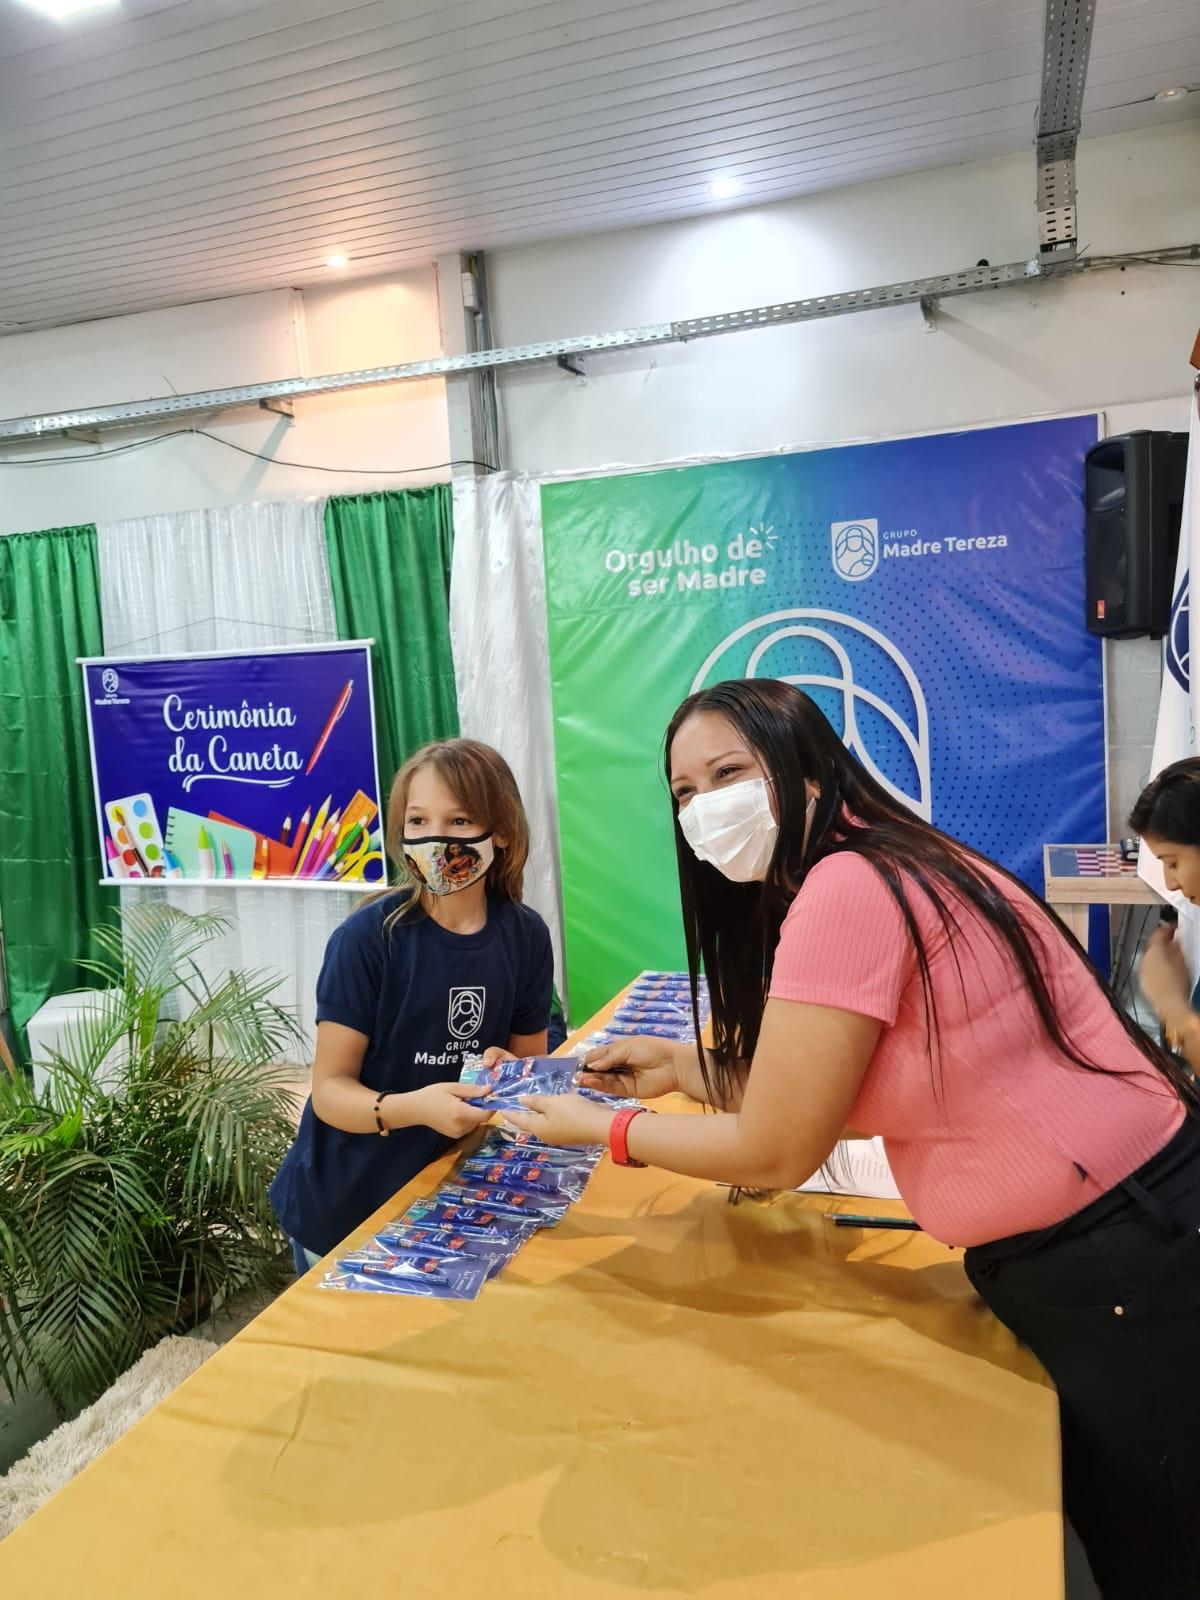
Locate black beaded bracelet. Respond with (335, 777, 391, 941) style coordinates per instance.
(373, 1090, 394, 1136)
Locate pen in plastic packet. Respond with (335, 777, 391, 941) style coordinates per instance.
(611, 1005, 694, 1023)
(437, 1182, 570, 1223)
(403, 1198, 542, 1236)
(354, 1230, 526, 1279)
(827, 1214, 921, 1231)
(478, 1128, 604, 1168)
(598, 1020, 697, 1040)
(321, 1261, 489, 1300)
(458, 1156, 587, 1200)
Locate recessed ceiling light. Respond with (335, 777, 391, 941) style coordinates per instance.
(709, 176, 741, 201)
(1155, 86, 1189, 102)
(325, 253, 349, 270)
(17, 0, 121, 19)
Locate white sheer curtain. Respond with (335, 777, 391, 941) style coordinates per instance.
(449, 474, 567, 1004)
(96, 499, 356, 1058)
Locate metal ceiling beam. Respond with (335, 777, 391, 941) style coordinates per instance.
(1035, 0, 1096, 259)
(0, 245, 1196, 449)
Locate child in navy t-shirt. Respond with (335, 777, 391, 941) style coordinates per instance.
(271, 738, 554, 1264)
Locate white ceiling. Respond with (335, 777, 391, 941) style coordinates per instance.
(0, 0, 1196, 333)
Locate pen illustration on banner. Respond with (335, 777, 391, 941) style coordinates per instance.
(304, 809, 341, 879)
(289, 805, 313, 871)
(253, 835, 269, 880)
(304, 680, 353, 776)
(164, 848, 184, 879)
(196, 826, 216, 880)
(281, 814, 293, 847)
(324, 819, 364, 875)
(221, 840, 235, 880)
(294, 795, 332, 877)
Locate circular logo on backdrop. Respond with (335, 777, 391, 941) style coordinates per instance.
(830, 519, 879, 581)
(101, 668, 119, 696)
(691, 608, 933, 819)
(1167, 575, 1189, 694)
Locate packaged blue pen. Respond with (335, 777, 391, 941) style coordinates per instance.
(457, 1155, 591, 1203)
(487, 1129, 606, 1167)
(478, 1127, 602, 1168)
(460, 1055, 576, 1110)
(321, 1256, 489, 1300)
(436, 1182, 569, 1223)
(599, 1020, 696, 1040)
(352, 1228, 525, 1280)
(403, 1198, 541, 1237)
(374, 1221, 528, 1266)
(459, 1156, 563, 1193)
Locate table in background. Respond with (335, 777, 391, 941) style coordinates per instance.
(0, 992, 1062, 1599)
(1043, 842, 1163, 947)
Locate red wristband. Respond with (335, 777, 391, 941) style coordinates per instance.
(609, 1105, 651, 1168)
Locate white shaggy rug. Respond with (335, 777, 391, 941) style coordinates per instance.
(0, 1335, 218, 1541)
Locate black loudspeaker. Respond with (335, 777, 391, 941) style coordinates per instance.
(1085, 431, 1188, 638)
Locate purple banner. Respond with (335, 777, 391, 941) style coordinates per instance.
(81, 643, 384, 889)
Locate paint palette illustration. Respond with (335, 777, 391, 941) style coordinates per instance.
(105, 793, 166, 879)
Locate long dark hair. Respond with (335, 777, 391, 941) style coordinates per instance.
(666, 680, 1195, 1111)
(1130, 758, 1200, 844)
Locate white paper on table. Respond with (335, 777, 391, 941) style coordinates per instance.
(796, 1137, 901, 1201)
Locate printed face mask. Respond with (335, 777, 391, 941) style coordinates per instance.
(402, 833, 494, 896)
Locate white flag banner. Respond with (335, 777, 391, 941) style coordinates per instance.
(1138, 384, 1200, 967)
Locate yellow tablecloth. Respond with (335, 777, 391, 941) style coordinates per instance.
(0, 994, 1061, 1598)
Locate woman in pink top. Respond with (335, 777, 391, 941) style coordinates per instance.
(511, 680, 1200, 1599)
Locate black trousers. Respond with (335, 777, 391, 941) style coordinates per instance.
(964, 1118, 1200, 1600)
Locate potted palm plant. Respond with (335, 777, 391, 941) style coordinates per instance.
(0, 903, 304, 1417)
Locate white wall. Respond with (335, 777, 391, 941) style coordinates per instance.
(0, 270, 451, 537)
(489, 121, 1200, 839)
(1, 122, 1194, 837)
(489, 123, 1200, 473)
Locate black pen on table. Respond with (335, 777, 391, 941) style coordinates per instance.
(827, 1213, 921, 1232)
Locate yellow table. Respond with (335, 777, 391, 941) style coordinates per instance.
(0, 994, 1061, 1598)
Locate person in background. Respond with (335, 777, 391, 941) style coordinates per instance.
(270, 739, 554, 1273)
(1133, 757, 1200, 1072)
(509, 680, 1200, 1599)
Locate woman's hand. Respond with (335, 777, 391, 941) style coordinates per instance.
(505, 1093, 614, 1148)
(576, 1036, 683, 1101)
(1139, 925, 1193, 1022)
(401, 1082, 493, 1139)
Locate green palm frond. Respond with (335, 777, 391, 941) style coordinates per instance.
(0, 903, 301, 1414)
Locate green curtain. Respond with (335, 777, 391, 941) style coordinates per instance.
(0, 526, 113, 1059)
(323, 487, 460, 803)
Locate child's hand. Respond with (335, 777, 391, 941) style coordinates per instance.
(405, 1082, 493, 1139)
(505, 1093, 613, 1148)
(479, 1046, 517, 1067)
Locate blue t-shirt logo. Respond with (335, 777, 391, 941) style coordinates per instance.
(449, 985, 486, 1039)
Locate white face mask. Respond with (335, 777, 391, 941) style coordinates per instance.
(679, 780, 817, 883)
(679, 777, 778, 882)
